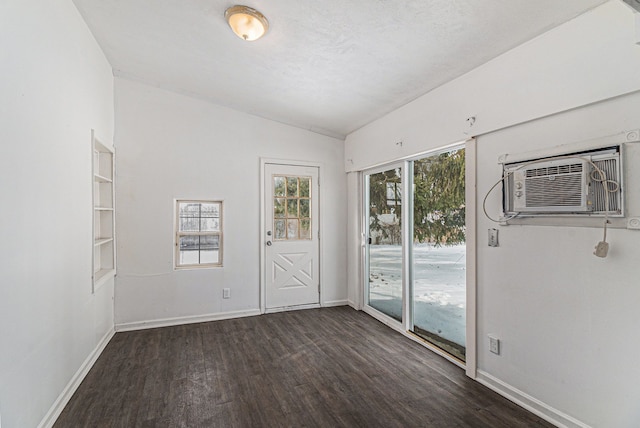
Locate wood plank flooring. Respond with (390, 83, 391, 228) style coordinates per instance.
(54, 307, 553, 427)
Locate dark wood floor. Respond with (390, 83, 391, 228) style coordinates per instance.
(55, 307, 552, 427)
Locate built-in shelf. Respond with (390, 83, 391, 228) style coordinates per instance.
(94, 237, 114, 247)
(94, 268, 116, 289)
(94, 173, 113, 183)
(92, 130, 116, 293)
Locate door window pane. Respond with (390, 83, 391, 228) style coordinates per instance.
(273, 175, 312, 241)
(274, 198, 286, 218)
(299, 199, 310, 218)
(287, 177, 298, 197)
(274, 219, 286, 239)
(274, 176, 286, 197)
(299, 178, 310, 197)
(287, 199, 298, 218)
(287, 219, 299, 239)
(300, 219, 311, 239)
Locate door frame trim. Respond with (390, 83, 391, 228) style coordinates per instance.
(260, 158, 323, 314)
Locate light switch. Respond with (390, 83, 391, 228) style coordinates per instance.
(488, 228, 499, 247)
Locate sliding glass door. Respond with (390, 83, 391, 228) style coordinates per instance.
(366, 166, 402, 322)
(411, 148, 466, 361)
(364, 147, 466, 361)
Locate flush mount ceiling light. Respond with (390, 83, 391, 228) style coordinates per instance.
(225, 5, 269, 41)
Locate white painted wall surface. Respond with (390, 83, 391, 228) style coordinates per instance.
(344, 2, 640, 426)
(114, 78, 347, 327)
(476, 92, 640, 428)
(346, 172, 362, 309)
(0, 1, 114, 427)
(344, 0, 640, 172)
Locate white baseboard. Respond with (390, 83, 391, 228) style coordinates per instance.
(115, 309, 262, 332)
(322, 299, 348, 307)
(38, 327, 115, 428)
(476, 370, 590, 428)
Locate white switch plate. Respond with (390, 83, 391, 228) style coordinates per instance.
(488, 229, 499, 247)
(489, 335, 500, 355)
(223, 288, 230, 299)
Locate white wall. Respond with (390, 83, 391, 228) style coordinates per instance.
(114, 78, 347, 327)
(344, 1, 640, 427)
(476, 91, 640, 428)
(0, 1, 115, 427)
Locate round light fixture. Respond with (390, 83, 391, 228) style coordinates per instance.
(225, 5, 269, 41)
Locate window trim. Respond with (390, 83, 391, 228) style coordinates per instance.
(174, 199, 223, 269)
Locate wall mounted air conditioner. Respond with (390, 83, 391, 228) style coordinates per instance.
(503, 148, 623, 216)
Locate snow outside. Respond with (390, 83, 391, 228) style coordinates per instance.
(369, 243, 465, 347)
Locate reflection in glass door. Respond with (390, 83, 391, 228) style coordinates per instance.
(363, 147, 466, 362)
(411, 148, 466, 361)
(366, 167, 402, 322)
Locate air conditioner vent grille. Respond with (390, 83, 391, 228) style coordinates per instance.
(525, 163, 583, 178)
(525, 174, 584, 207)
(592, 158, 621, 213)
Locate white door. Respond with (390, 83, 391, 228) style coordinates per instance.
(265, 164, 320, 309)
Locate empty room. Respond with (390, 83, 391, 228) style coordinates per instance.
(2, 0, 640, 427)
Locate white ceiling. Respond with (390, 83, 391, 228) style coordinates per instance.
(73, 0, 608, 138)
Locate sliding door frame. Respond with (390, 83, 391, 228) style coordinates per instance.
(362, 161, 405, 331)
(360, 139, 477, 378)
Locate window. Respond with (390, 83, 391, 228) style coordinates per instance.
(175, 200, 223, 268)
(386, 181, 401, 207)
(272, 175, 312, 240)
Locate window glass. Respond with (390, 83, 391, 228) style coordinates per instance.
(273, 176, 311, 240)
(176, 201, 223, 268)
(274, 177, 286, 197)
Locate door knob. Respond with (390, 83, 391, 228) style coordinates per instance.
(266, 241, 272, 246)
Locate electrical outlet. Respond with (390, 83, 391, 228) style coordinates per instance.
(627, 217, 640, 230)
(223, 288, 230, 299)
(488, 229, 499, 247)
(489, 335, 500, 355)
